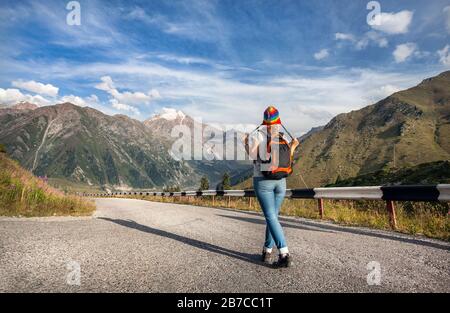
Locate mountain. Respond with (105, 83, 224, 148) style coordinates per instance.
(144, 108, 252, 188)
(0, 101, 38, 116)
(11, 101, 39, 110)
(0, 103, 199, 189)
(0, 103, 251, 190)
(238, 71, 450, 188)
(325, 160, 450, 187)
(144, 108, 192, 138)
(298, 125, 324, 142)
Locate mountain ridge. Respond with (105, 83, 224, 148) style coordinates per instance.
(0, 102, 196, 189)
(0, 102, 251, 190)
(2, 71, 449, 190)
(237, 70, 450, 189)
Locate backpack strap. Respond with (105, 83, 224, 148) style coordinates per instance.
(281, 123, 295, 140)
(249, 124, 263, 135)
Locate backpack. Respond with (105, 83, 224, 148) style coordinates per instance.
(256, 127, 294, 180)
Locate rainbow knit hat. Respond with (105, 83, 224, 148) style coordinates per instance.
(263, 106, 281, 125)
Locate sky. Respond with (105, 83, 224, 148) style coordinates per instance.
(0, 0, 449, 135)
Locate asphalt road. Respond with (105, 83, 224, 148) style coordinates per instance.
(0, 198, 449, 292)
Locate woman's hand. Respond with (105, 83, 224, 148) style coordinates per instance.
(290, 138, 299, 158)
(291, 138, 299, 150)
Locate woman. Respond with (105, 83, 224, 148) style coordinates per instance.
(244, 106, 299, 268)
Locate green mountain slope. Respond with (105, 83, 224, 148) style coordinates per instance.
(0, 103, 197, 189)
(238, 71, 450, 189)
(326, 160, 450, 187)
(0, 103, 252, 190)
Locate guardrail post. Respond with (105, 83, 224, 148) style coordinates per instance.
(249, 197, 252, 208)
(318, 198, 324, 218)
(386, 200, 397, 230)
(227, 196, 231, 207)
(212, 195, 215, 206)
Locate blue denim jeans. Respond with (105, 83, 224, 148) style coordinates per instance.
(253, 176, 288, 250)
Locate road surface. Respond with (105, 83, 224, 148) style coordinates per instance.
(0, 198, 449, 292)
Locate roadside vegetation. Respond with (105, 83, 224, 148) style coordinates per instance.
(0, 149, 95, 217)
(326, 161, 450, 187)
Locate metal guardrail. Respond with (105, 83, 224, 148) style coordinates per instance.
(83, 184, 450, 230)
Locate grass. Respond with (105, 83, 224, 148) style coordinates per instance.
(111, 194, 449, 241)
(48, 177, 105, 194)
(0, 153, 95, 217)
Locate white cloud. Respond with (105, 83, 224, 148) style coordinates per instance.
(335, 33, 355, 41)
(110, 99, 140, 115)
(335, 31, 388, 50)
(1, 80, 108, 111)
(61, 94, 101, 108)
(60, 95, 87, 107)
(437, 45, 450, 66)
(86, 94, 99, 104)
(380, 84, 401, 96)
(356, 31, 388, 50)
(3, 59, 437, 135)
(95, 75, 115, 92)
(125, 4, 231, 51)
(0, 88, 51, 106)
(371, 10, 413, 34)
(444, 6, 450, 34)
(314, 49, 329, 60)
(11, 80, 58, 97)
(116, 90, 152, 104)
(95, 76, 160, 105)
(154, 53, 212, 65)
(393, 43, 417, 63)
(149, 89, 161, 99)
(0, 88, 26, 104)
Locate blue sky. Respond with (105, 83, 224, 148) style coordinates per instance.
(0, 0, 449, 134)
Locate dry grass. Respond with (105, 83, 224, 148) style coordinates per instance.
(0, 153, 95, 217)
(112, 194, 449, 241)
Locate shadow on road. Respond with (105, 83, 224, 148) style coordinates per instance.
(217, 214, 333, 234)
(214, 208, 450, 251)
(98, 217, 269, 267)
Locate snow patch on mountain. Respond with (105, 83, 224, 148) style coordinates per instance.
(151, 107, 186, 121)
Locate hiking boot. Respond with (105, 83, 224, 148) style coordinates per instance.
(261, 250, 272, 264)
(272, 253, 292, 268)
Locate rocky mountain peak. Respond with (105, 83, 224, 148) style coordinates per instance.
(148, 108, 186, 122)
(143, 107, 194, 138)
(11, 101, 39, 111)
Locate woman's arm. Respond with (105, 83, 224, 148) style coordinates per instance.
(290, 138, 299, 158)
